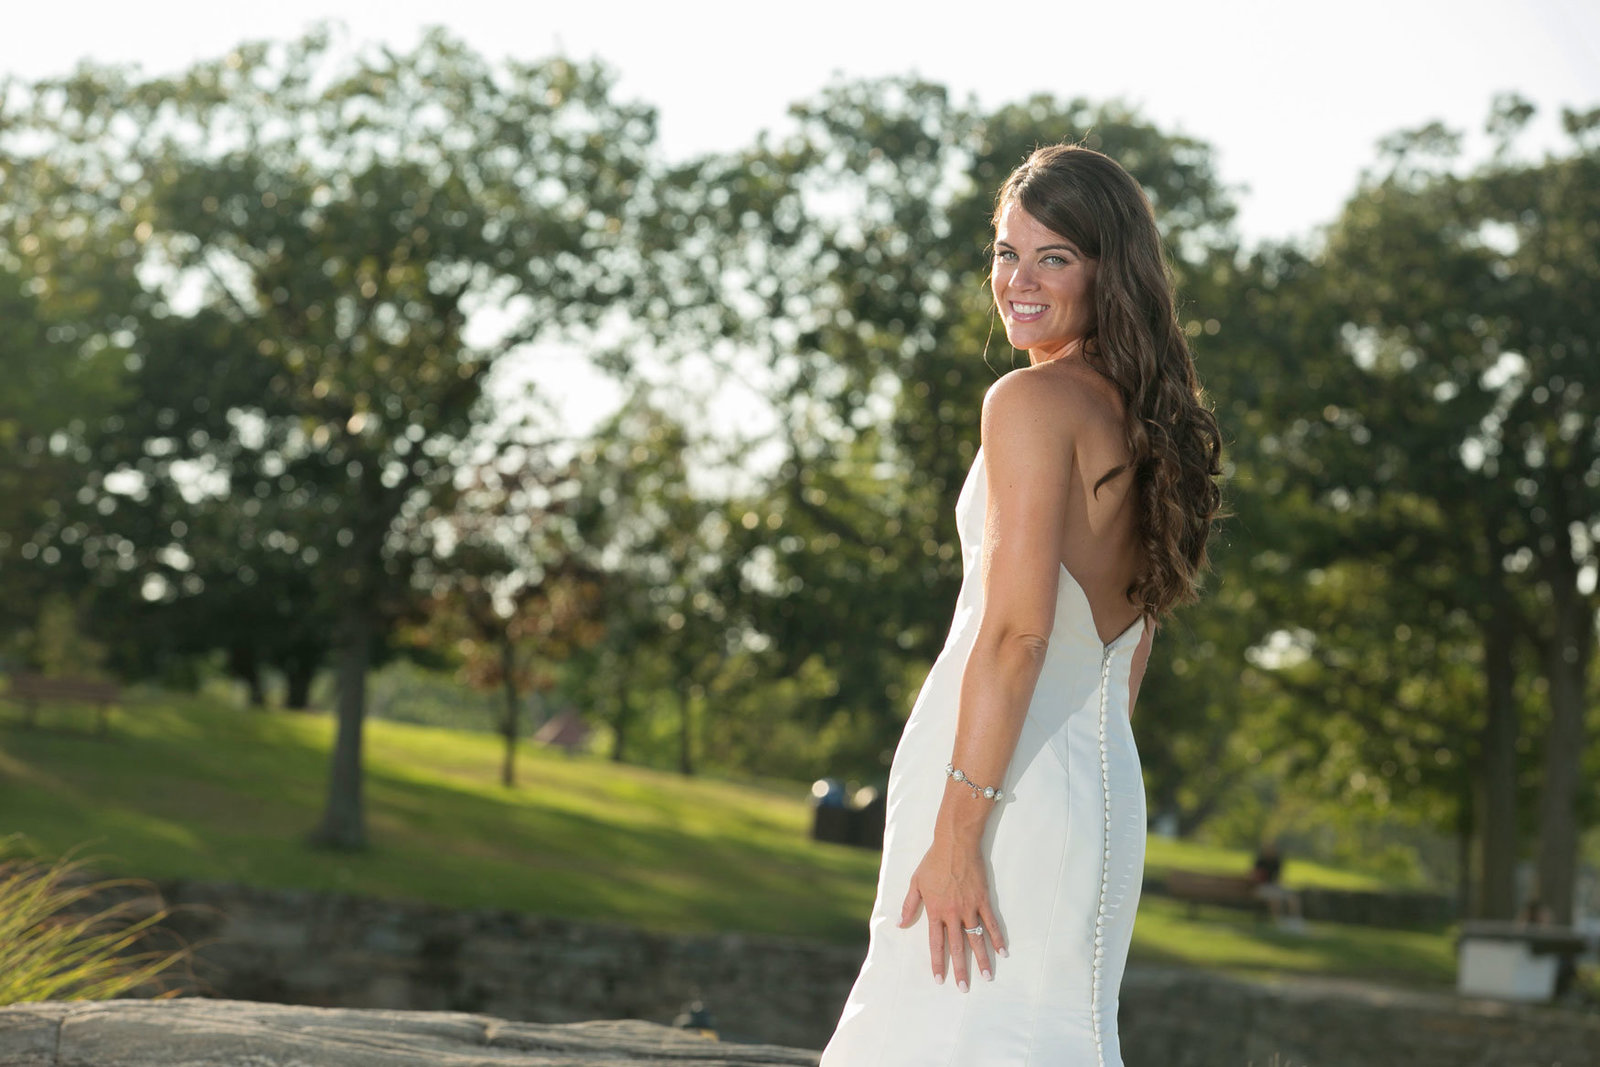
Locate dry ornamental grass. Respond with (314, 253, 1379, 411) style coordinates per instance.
(0, 837, 193, 1005)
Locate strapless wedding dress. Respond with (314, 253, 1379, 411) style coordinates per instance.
(820, 446, 1146, 1067)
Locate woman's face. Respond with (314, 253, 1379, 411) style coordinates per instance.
(991, 199, 1097, 364)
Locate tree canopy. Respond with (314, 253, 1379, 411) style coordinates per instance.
(1, 33, 1595, 909)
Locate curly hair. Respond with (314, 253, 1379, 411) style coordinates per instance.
(992, 143, 1224, 620)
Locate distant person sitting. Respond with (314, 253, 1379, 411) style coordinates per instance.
(1248, 841, 1305, 930)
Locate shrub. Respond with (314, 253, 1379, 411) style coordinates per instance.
(0, 838, 191, 1005)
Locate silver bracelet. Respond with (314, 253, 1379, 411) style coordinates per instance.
(945, 761, 1004, 801)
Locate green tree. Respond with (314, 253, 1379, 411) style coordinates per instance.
(0, 128, 134, 660)
(420, 447, 602, 787)
(1312, 98, 1600, 919)
(571, 399, 739, 776)
(61, 305, 337, 701)
(637, 82, 1245, 788)
(5, 27, 655, 849)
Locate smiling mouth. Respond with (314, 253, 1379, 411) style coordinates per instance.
(1010, 301, 1047, 318)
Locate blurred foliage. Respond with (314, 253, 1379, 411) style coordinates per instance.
(1294, 99, 1600, 919)
(7, 594, 108, 680)
(627, 84, 1245, 787)
(414, 448, 606, 787)
(0, 25, 656, 848)
(0, 29, 1595, 907)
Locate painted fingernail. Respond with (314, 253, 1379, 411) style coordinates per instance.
(957, 978, 969, 993)
(934, 973, 944, 985)
(982, 969, 993, 981)
(998, 947, 1009, 958)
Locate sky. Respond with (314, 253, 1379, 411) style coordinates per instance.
(4, 0, 1596, 246)
(5, 1, 1597, 450)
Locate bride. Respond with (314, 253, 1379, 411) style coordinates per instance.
(819, 143, 1224, 1066)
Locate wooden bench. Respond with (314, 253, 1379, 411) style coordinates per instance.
(1163, 868, 1272, 919)
(4, 674, 122, 736)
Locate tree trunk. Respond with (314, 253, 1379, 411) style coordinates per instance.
(309, 605, 373, 851)
(500, 635, 519, 789)
(227, 645, 266, 708)
(282, 653, 317, 710)
(1478, 603, 1519, 920)
(1531, 467, 1598, 924)
(1535, 589, 1592, 924)
(1477, 501, 1519, 920)
(677, 688, 694, 777)
(1455, 779, 1475, 919)
(610, 664, 630, 763)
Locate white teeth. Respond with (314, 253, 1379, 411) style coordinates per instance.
(1012, 302, 1046, 314)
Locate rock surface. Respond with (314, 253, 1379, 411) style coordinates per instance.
(0, 999, 822, 1067)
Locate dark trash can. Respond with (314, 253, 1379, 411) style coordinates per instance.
(811, 778, 886, 849)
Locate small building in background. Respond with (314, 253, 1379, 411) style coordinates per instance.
(533, 708, 592, 755)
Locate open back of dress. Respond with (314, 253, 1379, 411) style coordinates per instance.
(819, 446, 1147, 1067)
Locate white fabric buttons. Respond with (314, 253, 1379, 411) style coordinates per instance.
(1089, 644, 1118, 1067)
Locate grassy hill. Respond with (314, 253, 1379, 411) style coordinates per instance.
(0, 692, 1456, 987)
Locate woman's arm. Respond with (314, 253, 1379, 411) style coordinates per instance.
(934, 369, 1077, 852)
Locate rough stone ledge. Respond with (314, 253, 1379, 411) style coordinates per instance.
(0, 999, 823, 1067)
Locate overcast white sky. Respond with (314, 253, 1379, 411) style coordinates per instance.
(5, 1, 1597, 451)
(5, 0, 1596, 245)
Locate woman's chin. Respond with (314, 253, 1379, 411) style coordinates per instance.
(1005, 330, 1052, 353)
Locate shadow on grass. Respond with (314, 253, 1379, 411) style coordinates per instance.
(0, 699, 878, 945)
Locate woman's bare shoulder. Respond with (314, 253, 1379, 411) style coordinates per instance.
(980, 361, 1111, 455)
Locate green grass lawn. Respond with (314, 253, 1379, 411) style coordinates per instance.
(1144, 835, 1393, 892)
(0, 693, 1455, 988)
(1131, 896, 1455, 988)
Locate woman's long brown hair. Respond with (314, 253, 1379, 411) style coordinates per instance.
(993, 143, 1225, 621)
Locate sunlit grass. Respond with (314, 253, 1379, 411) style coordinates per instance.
(1143, 835, 1393, 891)
(0, 695, 880, 941)
(1131, 895, 1456, 988)
(2, 692, 1456, 987)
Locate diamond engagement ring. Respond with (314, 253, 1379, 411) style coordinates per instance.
(963, 924, 985, 936)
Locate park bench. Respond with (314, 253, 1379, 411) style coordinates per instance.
(1457, 920, 1600, 1003)
(1162, 868, 1271, 919)
(4, 673, 122, 736)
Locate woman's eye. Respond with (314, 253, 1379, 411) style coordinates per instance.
(994, 250, 1015, 261)
(1044, 255, 1067, 266)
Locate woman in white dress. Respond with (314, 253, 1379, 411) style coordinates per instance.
(819, 144, 1224, 1066)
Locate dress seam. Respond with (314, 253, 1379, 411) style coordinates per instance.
(937, 982, 973, 1067)
(1089, 643, 1115, 1067)
(1018, 724, 1078, 1067)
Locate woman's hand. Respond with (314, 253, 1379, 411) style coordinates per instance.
(898, 834, 1007, 991)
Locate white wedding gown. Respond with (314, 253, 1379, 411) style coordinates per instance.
(820, 446, 1147, 1067)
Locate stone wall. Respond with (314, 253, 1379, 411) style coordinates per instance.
(154, 880, 857, 1049)
(146, 880, 1597, 1065)
(1121, 968, 1600, 1067)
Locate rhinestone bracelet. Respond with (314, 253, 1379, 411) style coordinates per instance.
(945, 761, 1004, 802)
